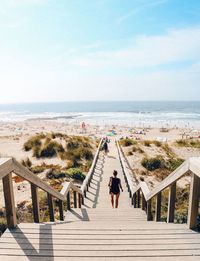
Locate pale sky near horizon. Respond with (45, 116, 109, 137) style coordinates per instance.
(0, 0, 200, 103)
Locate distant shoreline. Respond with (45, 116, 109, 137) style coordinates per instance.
(26, 115, 79, 121)
(0, 101, 199, 128)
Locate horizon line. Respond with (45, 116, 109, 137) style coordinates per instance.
(0, 100, 200, 105)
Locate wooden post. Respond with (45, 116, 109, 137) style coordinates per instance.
(67, 191, 71, 210)
(47, 193, 55, 222)
(142, 194, 146, 211)
(82, 195, 84, 205)
(2, 173, 17, 228)
(132, 193, 137, 207)
(147, 199, 153, 221)
(188, 174, 200, 229)
(78, 194, 82, 208)
(58, 200, 64, 221)
(73, 191, 77, 208)
(31, 184, 40, 223)
(155, 192, 162, 222)
(167, 182, 176, 223)
(137, 190, 140, 208)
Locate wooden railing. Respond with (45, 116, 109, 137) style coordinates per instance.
(81, 138, 103, 197)
(117, 141, 200, 229)
(0, 158, 83, 228)
(0, 139, 103, 229)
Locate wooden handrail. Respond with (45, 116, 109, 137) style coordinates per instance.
(146, 160, 190, 201)
(117, 141, 200, 229)
(60, 181, 82, 197)
(0, 158, 14, 179)
(12, 158, 66, 201)
(81, 138, 103, 195)
(0, 158, 84, 227)
(116, 141, 137, 197)
(0, 139, 102, 228)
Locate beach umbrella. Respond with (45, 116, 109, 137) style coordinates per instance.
(106, 132, 115, 136)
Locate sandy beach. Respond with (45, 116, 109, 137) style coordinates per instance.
(0, 119, 199, 208)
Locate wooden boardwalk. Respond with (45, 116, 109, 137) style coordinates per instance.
(0, 139, 200, 260)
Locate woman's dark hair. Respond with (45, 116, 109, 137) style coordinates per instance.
(113, 170, 118, 176)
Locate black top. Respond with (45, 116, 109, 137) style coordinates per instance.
(110, 177, 120, 194)
(103, 142, 108, 150)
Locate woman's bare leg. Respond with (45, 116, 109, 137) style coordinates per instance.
(111, 193, 114, 208)
(115, 193, 120, 208)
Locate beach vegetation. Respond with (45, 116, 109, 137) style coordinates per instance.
(46, 169, 66, 179)
(0, 209, 6, 236)
(84, 160, 93, 172)
(40, 141, 64, 158)
(23, 133, 95, 163)
(132, 146, 144, 153)
(21, 157, 32, 168)
(141, 156, 184, 173)
(143, 140, 162, 147)
(32, 146, 41, 158)
(23, 133, 45, 151)
(67, 168, 85, 182)
(165, 158, 184, 172)
(141, 156, 165, 171)
(143, 140, 151, 147)
(31, 164, 47, 174)
(152, 140, 162, 147)
(120, 138, 137, 147)
(161, 143, 176, 158)
(175, 139, 200, 148)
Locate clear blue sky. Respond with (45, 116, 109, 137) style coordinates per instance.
(0, 0, 200, 103)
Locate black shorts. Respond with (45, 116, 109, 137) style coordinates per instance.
(110, 189, 120, 195)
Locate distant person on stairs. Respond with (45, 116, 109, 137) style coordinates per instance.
(108, 170, 123, 208)
(102, 140, 109, 155)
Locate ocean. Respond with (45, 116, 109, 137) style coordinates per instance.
(0, 101, 200, 128)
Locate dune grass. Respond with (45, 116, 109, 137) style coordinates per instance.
(120, 138, 137, 147)
(175, 139, 200, 148)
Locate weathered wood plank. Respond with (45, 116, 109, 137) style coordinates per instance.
(6, 231, 199, 239)
(155, 192, 161, 222)
(73, 191, 77, 208)
(147, 199, 153, 221)
(58, 200, 64, 221)
(140, 182, 150, 201)
(78, 194, 82, 208)
(31, 184, 40, 223)
(137, 190, 140, 208)
(132, 193, 137, 207)
(2, 173, 17, 228)
(0, 248, 200, 257)
(67, 192, 71, 210)
(167, 182, 176, 223)
(5, 228, 198, 235)
(47, 193, 54, 222)
(188, 173, 200, 229)
(0, 158, 14, 180)
(189, 157, 200, 178)
(1, 243, 200, 251)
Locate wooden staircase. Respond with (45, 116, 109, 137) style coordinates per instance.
(0, 138, 200, 260)
(1, 208, 200, 260)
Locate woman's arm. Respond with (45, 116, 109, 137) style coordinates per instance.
(108, 177, 112, 187)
